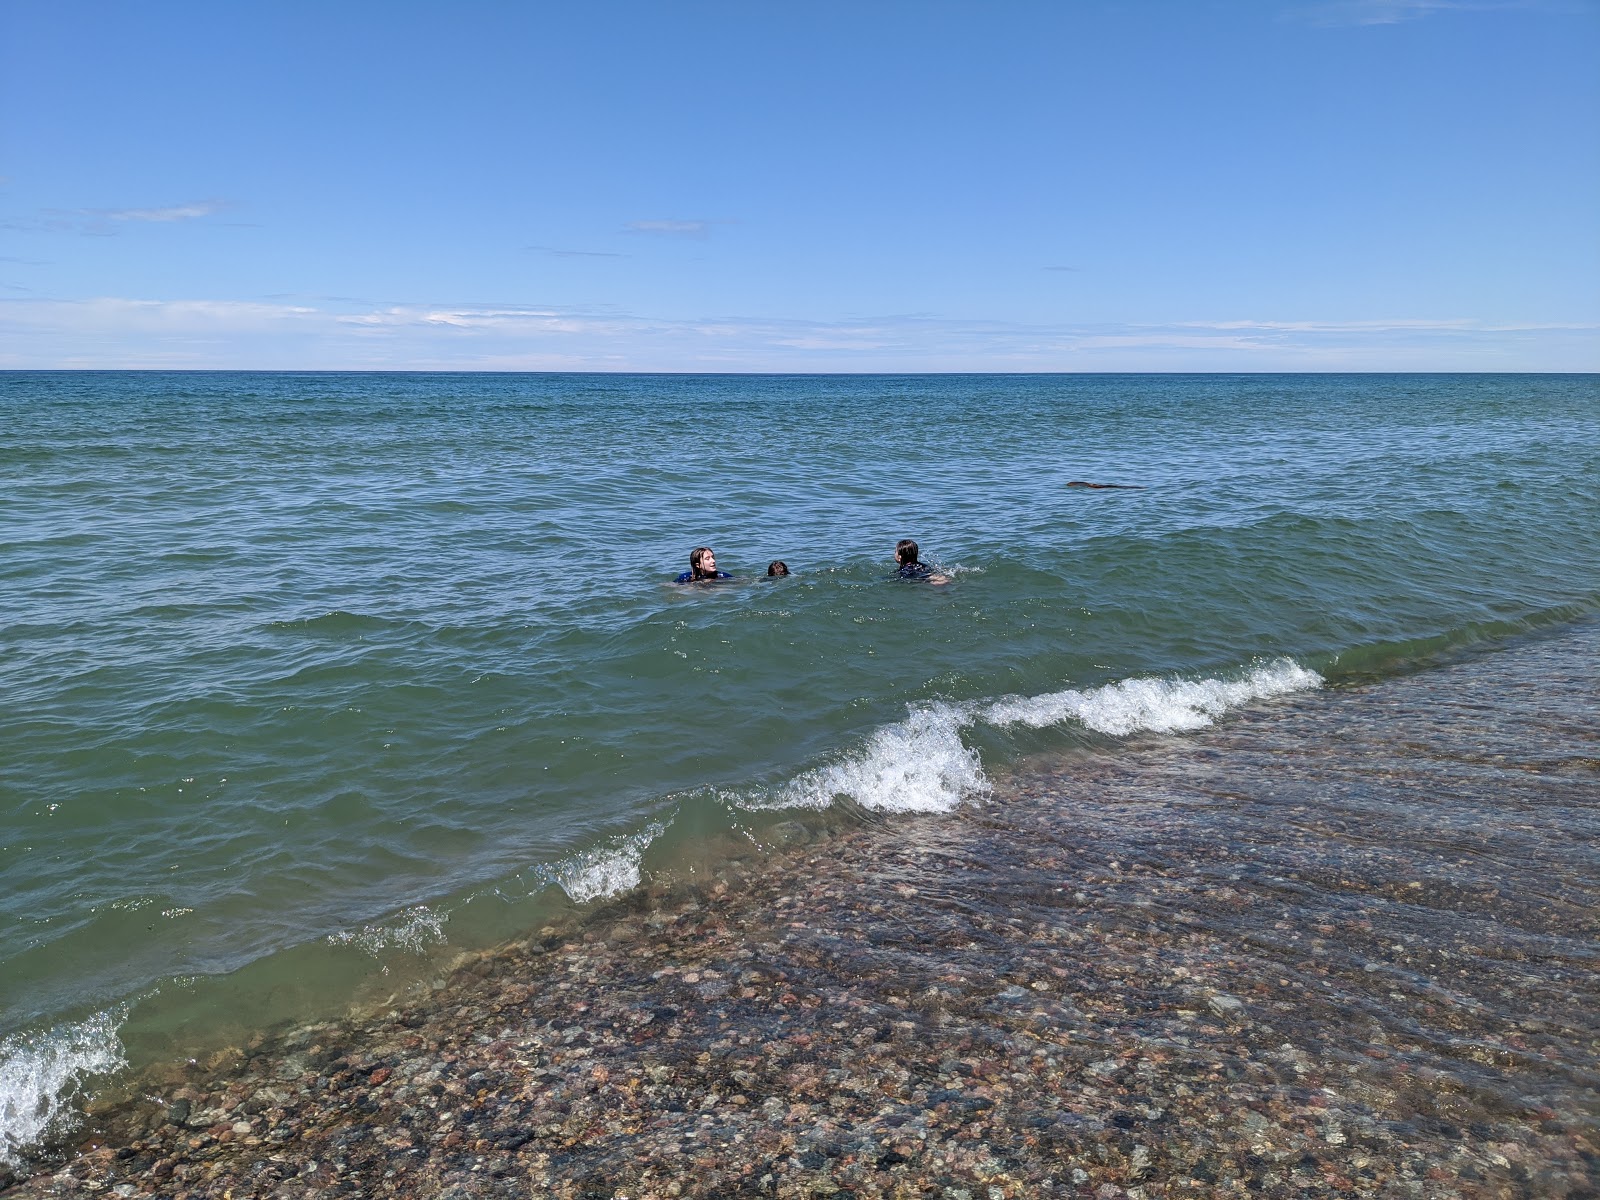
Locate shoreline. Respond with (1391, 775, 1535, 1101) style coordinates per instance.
(5, 636, 1596, 1198)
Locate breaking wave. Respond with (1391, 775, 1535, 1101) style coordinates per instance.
(553, 824, 666, 904)
(0, 1010, 127, 1167)
(756, 658, 1321, 815)
(776, 704, 988, 813)
(983, 657, 1322, 735)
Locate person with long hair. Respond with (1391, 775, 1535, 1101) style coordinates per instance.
(894, 539, 949, 584)
(674, 546, 733, 584)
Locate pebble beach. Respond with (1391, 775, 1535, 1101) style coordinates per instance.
(5, 628, 1597, 1199)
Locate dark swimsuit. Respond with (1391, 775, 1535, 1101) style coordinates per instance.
(675, 571, 733, 583)
(896, 562, 933, 580)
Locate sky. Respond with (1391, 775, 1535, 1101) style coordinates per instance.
(2, 0, 1597, 371)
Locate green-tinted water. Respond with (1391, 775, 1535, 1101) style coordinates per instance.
(2, 371, 1597, 1159)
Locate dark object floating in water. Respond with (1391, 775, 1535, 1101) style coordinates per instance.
(1065, 481, 1145, 489)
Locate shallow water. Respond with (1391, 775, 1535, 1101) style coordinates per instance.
(2, 371, 1597, 1162)
(9, 620, 1594, 1195)
(983, 623, 1600, 1121)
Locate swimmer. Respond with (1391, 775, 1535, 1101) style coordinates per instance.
(767, 560, 790, 577)
(674, 546, 733, 584)
(894, 539, 950, 584)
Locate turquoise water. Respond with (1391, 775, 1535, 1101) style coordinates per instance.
(2, 371, 1597, 1158)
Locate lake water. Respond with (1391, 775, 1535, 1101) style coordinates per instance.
(2, 370, 1596, 1163)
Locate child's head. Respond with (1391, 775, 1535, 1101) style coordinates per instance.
(689, 546, 716, 578)
(895, 538, 919, 565)
(766, 560, 789, 577)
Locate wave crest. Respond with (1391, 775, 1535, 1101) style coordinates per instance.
(756, 658, 1319, 817)
(0, 1010, 127, 1167)
(776, 703, 988, 813)
(983, 658, 1322, 736)
(554, 824, 665, 904)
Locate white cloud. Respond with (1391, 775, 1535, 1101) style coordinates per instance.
(625, 219, 714, 238)
(94, 201, 227, 222)
(1, 296, 1594, 371)
(5, 297, 314, 331)
(9, 200, 229, 236)
(1177, 318, 1479, 332)
(333, 306, 631, 336)
(1173, 317, 1600, 336)
(1296, 0, 1565, 26)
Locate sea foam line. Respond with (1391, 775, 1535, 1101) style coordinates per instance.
(552, 822, 668, 904)
(983, 657, 1322, 736)
(0, 1010, 128, 1167)
(777, 703, 989, 814)
(760, 658, 1321, 815)
(326, 905, 449, 957)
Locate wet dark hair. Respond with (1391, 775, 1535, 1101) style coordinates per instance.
(895, 539, 920, 565)
(689, 546, 715, 580)
(767, 560, 789, 577)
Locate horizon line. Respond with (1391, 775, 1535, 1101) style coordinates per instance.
(3, 368, 1594, 377)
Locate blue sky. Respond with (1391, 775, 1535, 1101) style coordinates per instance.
(3, 0, 1597, 370)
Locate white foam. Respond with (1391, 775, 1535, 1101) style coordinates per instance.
(982, 658, 1322, 736)
(0, 1010, 127, 1167)
(554, 824, 663, 904)
(745, 658, 1318, 819)
(327, 905, 448, 957)
(775, 703, 989, 813)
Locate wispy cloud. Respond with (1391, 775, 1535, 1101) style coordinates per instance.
(93, 201, 227, 222)
(1295, 0, 1565, 26)
(625, 219, 716, 238)
(526, 244, 629, 258)
(334, 305, 630, 336)
(6, 199, 229, 236)
(1177, 317, 1478, 331)
(3, 296, 1594, 371)
(4, 296, 315, 327)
